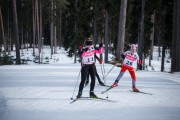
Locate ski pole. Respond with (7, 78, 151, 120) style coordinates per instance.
(71, 68, 81, 100)
(102, 60, 106, 79)
(101, 59, 109, 98)
(100, 64, 104, 80)
(103, 65, 115, 79)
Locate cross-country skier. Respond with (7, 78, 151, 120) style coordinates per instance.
(85, 54, 105, 87)
(111, 44, 141, 92)
(76, 38, 103, 98)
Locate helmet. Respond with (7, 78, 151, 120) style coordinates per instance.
(85, 38, 93, 46)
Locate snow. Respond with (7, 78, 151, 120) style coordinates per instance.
(0, 63, 180, 120)
(0, 47, 180, 120)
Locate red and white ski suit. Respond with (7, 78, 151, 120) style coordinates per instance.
(116, 51, 139, 86)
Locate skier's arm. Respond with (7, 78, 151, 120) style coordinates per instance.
(81, 47, 88, 57)
(95, 54, 102, 64)
(92, 43, 103, 54)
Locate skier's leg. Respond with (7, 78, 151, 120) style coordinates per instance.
(128, 68, 139, 92)
(85, 71, 90, 86)
(115, 65, 127, 82)
(77, 65, 88, 97)
(89, 65, 96, 92)
(112, 65, 127, 88)
(95, 66, 104, 85)
(128, 68, 136, 86)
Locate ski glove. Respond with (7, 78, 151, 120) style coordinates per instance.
(84, 47, 89, 52)
(99, 59, 102, 64)
(121, 54, 125, 59)
(99, 43, 103, 48)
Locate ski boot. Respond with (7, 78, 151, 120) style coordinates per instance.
(99, 81, 105, 86)
(133, 86, 139, 92)
(111, 80, 118, 88)
(76, 92, 82, 99)
(90, 92, 98, 98)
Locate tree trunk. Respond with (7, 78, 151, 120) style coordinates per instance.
(160, 1, 167, 72)
(54, 26, 57, 54)
(32, 0, 35, 56)
(0, 6, 2, 56)
(12, 0, 21, 64)
(138, 0, 145, 70)
(171, 0, 180, 72)
(74, 0, 78, 63)
(93, 3, 97, 44)
(149, 12, 155, 66)
(104, 9, 109, 63)
(158, 30, 161, 61)
(161, 46, 165, 72)
(0, 6, 6, 53)
(40, 0, 43, 63)
(35, 0, 40, 64)
(50, 0, 54, 59)
(59, 2, 62, 47)
(116, 0, 128, 60)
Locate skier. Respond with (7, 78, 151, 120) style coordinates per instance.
(76, 38, 103, 98)
(84, 54, 105, 87)
(111, 44, 141, 92)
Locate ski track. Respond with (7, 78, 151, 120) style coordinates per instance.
(0, 64, 180, 120)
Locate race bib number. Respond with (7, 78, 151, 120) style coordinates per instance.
(123, 58, 133, 66)
(83, 56, 94, 64)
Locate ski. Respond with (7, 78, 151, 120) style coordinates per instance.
(98, 84, 111, 87)
(70, 98, 79, 104)
(70, 97, 116, 104)
(130, 90, 153, 95)
(83, 97, 117, 102)
(101, 85, 117, 94)
(84, 84, 110, 88)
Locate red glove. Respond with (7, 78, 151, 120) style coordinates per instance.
(138, 60, 142, 65)
(99, 59, 102, 64)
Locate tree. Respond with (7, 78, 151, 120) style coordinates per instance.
(12, 0, 20, 64)
(138, 0, 145, 70)
(0, 6, 6, 53)
(171, 0, 180, 72)
(104, 0, 110, 63)
(50, 0, 54, 59)
(116, 0, 128, 60)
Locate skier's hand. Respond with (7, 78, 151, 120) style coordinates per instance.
(99, 59, 102, 64)
(84, 47, 89, 52)
(99, 43, 103, 48)
(121, 54, 125, 59)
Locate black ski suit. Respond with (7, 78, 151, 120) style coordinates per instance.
(78, 45, 103, 95)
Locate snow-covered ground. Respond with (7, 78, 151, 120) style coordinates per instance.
(0, 63, 180, 120)
(0, 46, 179, 120)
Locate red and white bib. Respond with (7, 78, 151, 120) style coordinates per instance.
(123, 51, 139, 68)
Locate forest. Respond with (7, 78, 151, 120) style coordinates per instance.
(0, 0, 180, 72)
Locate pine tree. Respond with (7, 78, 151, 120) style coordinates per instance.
(116, 0, 128, 60)
(12, 0, 21, 64)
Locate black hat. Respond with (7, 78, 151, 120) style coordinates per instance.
(85, 38, 93, 46)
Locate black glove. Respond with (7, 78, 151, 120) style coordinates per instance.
(84, 47, 89, 51)
(121, 54, 125, 59)
(115, 58, 119, 61)
(99, 43, 103, 48)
